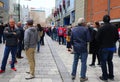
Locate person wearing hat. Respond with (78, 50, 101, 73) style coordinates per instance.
(71, 18, 91, 81)
(24, 19, 38, 79)
(96, 15, 119, 81)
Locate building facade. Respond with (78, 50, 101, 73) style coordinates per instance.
(21, 5, 29, 24)
(55, 0, 75, 26)
(30, 9, 46, 26)
(0, 0, 9, 23)
(86, 0, 120, 26)
(75, 0, 85, 25)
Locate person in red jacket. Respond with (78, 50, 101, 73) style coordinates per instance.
(58, 26, 64, 45)
(63, 26, 67, 45)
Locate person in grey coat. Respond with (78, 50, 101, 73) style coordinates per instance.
(24, 19, 38, 80)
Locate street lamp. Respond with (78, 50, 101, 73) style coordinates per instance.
(108, 0, 110, 15)
(18, 0, 20, 21)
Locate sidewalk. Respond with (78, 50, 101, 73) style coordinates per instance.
(0, 35, 120, 82)
(51, 36, 120, 82)
(0, 36, 62, 82)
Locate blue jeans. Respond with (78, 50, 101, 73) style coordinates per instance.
(71, 52, 88, 78)
(100, 49, 114, 80)
(1, 46, 17, 70)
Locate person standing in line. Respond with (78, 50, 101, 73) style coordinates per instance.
(16, 22, 24, 59)
(89, 21, 101, 66)
(117, 27, 120, 57)
(96, 15, 119, 81)
(0, 19, 20, 73)
(24, 19, 38, 79)
(71, 18, 91, 81)
(37, 24, 43, 52)
(0, 23, 5, 44)
(58, 26, 64, 45)
(66, 25, 72, 52)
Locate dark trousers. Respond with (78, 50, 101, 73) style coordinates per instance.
(40, 36, 44, 45)
(91, 52, 101, 65)
(100, 49, 114, 80)
(0, 34, 5, 43)
(17, 41, 22, 57)
(1, 46, 17, 70)
(118, 43, 120, 57)
(58, 36, 64, 45)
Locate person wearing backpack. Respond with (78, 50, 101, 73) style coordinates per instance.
(58, 26, 64, 45)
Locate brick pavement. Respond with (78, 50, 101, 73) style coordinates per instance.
(0, 36, 120, 82)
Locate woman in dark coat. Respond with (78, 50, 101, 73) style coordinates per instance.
(89, 22, 101, 66)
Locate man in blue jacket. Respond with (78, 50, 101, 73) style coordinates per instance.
(0, 19, 20, 73)
(71, 18, 91, 81)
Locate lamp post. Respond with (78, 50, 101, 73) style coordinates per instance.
(18, 0, 20, 21)
(108, 0, 110, 15)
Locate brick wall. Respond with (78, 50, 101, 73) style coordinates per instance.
(86, 0, 120, 22)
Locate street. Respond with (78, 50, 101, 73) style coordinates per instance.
(0, 35, 120, 82)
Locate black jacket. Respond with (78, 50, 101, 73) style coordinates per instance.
(96, 23, 119, 48)
(4, 26, 20, 47)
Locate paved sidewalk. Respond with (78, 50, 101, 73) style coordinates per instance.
(0, 35, 120, 82)
(0, 36, 62, 82)
(52, 37, 120, 82)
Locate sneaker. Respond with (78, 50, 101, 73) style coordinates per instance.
(99, 76, 108, 82)
(71, 75, 76, 80)
(89, 64, 95, 66)
(25, 74, 35, 80)
(0, 70, 5, 74)
(80, 77, 88, 81)
(11, 68, 17, 71)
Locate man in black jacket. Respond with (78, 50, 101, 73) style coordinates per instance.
(96, 15, 119, 81)
(0, 19, 20, 73)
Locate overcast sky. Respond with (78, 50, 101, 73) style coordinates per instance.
(20, 0, 55, 17)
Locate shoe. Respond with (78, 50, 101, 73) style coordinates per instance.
(80, 77, 88, 81)
(17, 56, 24, 59)
(71, 75, 76, 80)
(26, 72, 30, 74)
(108, 76, 114, 80)
(89, 64, 95, 66)
(9, 61, 17, 64)
(0, 70, 5, 74)
(11, 68, 17, 71)
(25, 74, 35, 80)
(99, 76, 108, 82)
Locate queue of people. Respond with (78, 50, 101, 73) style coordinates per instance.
(47, 15, 119, 82)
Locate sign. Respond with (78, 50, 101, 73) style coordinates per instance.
(0, 1, 4, 7)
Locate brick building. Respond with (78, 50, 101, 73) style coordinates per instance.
(86, 0, 120, 26)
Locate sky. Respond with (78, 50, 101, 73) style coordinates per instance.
(20, 0, 55, 17)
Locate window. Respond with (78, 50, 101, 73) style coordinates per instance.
(67, 0, 70, 8)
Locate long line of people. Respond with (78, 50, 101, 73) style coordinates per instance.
(47, 15, 120, 82)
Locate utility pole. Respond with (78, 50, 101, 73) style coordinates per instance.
(108, 0, 110, 15)
(18, 0, 20, 21)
